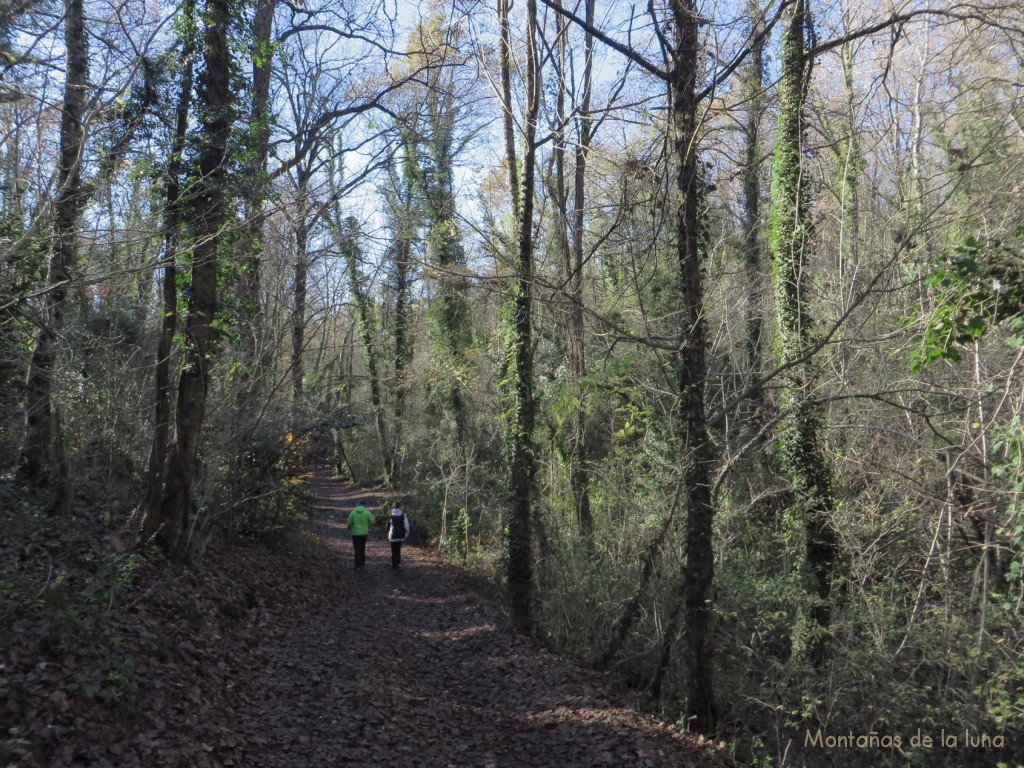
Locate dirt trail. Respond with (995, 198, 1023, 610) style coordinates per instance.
(209, 471, 727, 767)
(1, 472, 728, 768)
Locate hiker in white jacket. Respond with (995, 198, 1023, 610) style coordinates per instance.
(386, 507, 410, 570)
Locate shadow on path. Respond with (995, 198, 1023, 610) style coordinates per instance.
(217, 470, 727, 768)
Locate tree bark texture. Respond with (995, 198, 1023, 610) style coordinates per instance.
(390, 223, 413, 481)
(158, 0, 234, 560)
(669, 0, 718, 733)
(342, 219, 392, 484)
(497, 0, 520, 221)
(767, 0, 838, 661)
(291, 166, 311, 408)
(140, 0, 195, 542)
(237, 0, 277, 385)
(20, 0, 87, 501)
(742, 1, 766, 383)
(507, 0, 541, 633)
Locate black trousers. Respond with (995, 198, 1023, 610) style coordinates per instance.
(390, 541, 403, 569)
(352, 535, 368, 567)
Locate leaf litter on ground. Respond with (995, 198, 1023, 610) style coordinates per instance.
(2, 470, 729, 767)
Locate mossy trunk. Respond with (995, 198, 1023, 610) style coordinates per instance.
(342, 218, 392, 484)
(236, 0, 277, 390)
(767, 0, 838, 662)
(742, 1, 767, 385)
(390, 230, 413, 481)
(669, 0, 717, 733)
(140, 0, 195, 542)
(567, 0, 594, 539)
(421, 50, 471, 446)
(505, 0, 541, 633)
(158, 0, 234, 560)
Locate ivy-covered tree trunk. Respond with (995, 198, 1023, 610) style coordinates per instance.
(20, 0, 87, 505)
(505, 0, 541, 632)
(742, 1, 766, 383)
(158, 0, 234, 560)
(767, 0, 838, 662)
(140, 0, 196, 541)
(387, 158, 416, 482)
(417, 25, 471, 447)
(341, 216, 392, 484)
(237, 0, 277, 387)
(389, 233, 412, 480)
(670, 0, 717, 733)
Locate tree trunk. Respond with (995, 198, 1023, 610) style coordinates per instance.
(506, 0, 541, 632)
(20, 0, 87, 506)
(419, 35, 470, 447)
(837, 44, 861, 326)
(291, 219, 308, 406)
(140, 0, 196, 542)
(669, 0, 718, 733)
(237, 0, 277, 387)
(390, 226, 413, 481)
(291, 167, 310, 409)
(382, 138, 418, 482)
(497, 0, 519, 220)
(568, 0, 595, 539)
(767, 0, 838, 662)
(342, 218, 392, 483)
(158, 0, 234, 560)
(742, 1, 766, 386)
(547, 0, 594, 540)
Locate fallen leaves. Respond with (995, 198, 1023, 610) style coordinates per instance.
(3, 472, 729, 768)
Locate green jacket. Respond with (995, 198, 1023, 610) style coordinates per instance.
(347, 505, 375, 536)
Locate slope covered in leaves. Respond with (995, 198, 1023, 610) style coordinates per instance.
(2, 472, 728, 767)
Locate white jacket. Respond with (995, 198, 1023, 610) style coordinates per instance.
(386, 509, 410, 542)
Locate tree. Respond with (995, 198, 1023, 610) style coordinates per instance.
(502, 0, 542, 632)
(289, 160, 312, 408)
(766, 0, 838, 662)
(546, 0, 595, 539)
(740, 0, 768, 385)
(537, 0, 725, 730)
(235, 0, 278, 392)
(156, 0, 235, 559)
(380, 131, 420, 480)
(414, 15, 474, 445)
(666, 0, 718, 733)
(139, 0, 198, 541)
(19, 0, 88, 509)
(337, 213, 392, 482)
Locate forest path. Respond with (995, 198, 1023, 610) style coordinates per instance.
(216, 470, 726, 767)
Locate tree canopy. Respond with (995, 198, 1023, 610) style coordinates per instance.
(2, 0, 1024, 763)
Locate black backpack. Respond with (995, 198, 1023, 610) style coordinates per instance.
(391, 513, 406, 539)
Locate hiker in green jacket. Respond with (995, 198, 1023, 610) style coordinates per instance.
(346, 501, 376, 569)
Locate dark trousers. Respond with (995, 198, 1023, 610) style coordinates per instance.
(352, 535, 368, 567)
(390, 541, 403, 569)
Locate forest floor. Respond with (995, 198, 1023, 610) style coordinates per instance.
(2, 469, 729, 767)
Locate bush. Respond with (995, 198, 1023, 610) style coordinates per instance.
(209, 426, 314, 543)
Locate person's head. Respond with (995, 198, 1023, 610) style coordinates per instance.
(392, 507, 403, 516)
